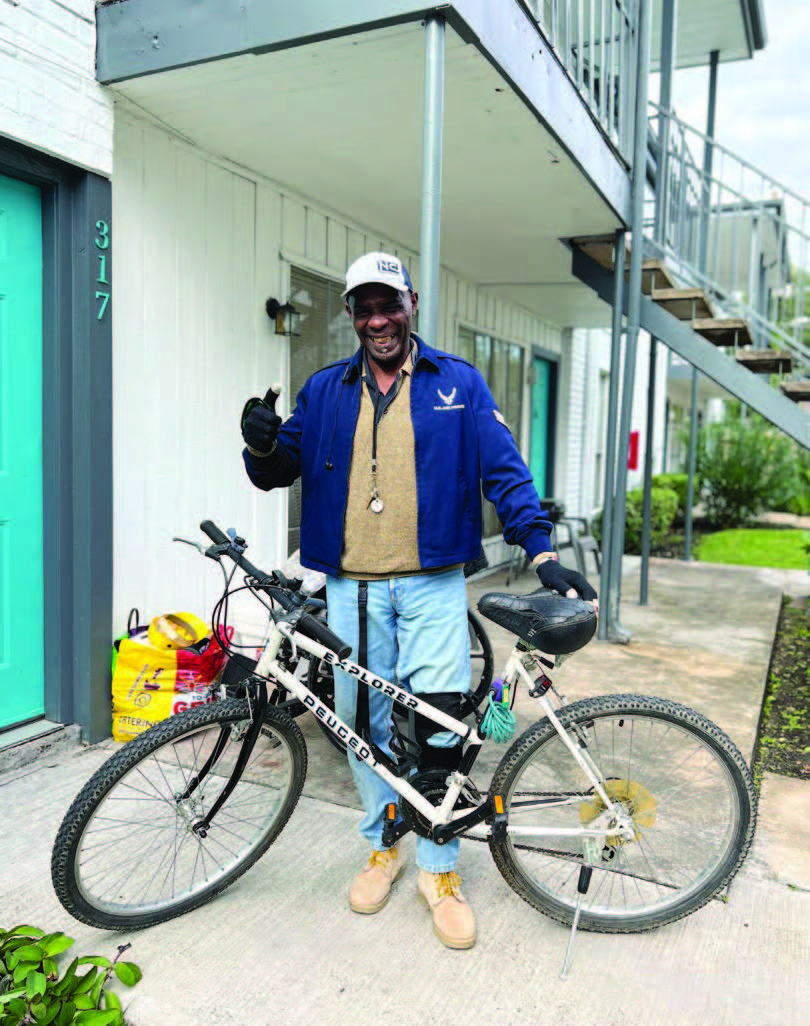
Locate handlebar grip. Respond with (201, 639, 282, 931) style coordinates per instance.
(200, 520, 230, 546)
(297, 613, 352, 661)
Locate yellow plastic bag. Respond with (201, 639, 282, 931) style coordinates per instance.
(111, 612, 227, 741)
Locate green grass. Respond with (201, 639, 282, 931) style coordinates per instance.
(695, 528, 810, 569)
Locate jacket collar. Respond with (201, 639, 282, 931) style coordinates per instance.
(342, 334, 439, 383)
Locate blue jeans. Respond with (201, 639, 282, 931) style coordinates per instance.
(325, 569, 470, 874)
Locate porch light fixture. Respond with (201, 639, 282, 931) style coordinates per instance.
(265, 298, 301, 337)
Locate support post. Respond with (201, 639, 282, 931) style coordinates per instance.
(653, 0, 678, 246)
(685, 49, 718, 559)
(607, 0, 653, 643)
(640, 336, 658, 603)
(599, 231, 626, 641)
(419, 15, 445, 347)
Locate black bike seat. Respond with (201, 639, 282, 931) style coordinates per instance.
(477, 588, 597, 654)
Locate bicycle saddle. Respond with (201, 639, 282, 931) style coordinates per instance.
(477, 588, 597, 654)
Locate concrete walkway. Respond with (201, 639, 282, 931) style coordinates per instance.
(1, 557, 808, 1025)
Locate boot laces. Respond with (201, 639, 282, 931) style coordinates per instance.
(368, 847, 397, 870)
(435, 871, 462, 900)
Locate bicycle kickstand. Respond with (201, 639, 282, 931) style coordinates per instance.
(559, 838, 600, 981)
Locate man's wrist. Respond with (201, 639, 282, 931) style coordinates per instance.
(245, 441, 277, 458)
(531, 552, 557, 567)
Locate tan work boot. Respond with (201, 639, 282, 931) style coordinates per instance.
(417, 870, 477, 949)
(349, 847, 406, 914)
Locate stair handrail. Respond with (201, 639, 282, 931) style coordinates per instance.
(647, 102, 810, 369)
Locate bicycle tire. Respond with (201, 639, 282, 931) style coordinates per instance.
(488, 693, 756, 933)
(307, 608, 495, 754)
(52, 700, 307, 930)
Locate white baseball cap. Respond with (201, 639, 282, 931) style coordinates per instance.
(342, 251, 414, 298)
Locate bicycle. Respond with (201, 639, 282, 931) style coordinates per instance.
(52, 520, 757, 956)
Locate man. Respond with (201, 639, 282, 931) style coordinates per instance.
(241, 252, 596, 949)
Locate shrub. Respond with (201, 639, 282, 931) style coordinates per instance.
(696, 413, 800, 528)
(0, 925, 141, 1026)
(592, 485, 679, 554)
(651, 473, 692, 520)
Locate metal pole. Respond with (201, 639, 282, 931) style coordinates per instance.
(685, 49, 718, 559)
(598, 231, 626, 641)
(608, 0, 653, 642)
(653, 0, 678, 246)
(419, 15, 446, 347)
(639, 335, 658, 603)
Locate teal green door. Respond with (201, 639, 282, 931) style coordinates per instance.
(529, 356, 551, 495)
(0, 173, 44, 729)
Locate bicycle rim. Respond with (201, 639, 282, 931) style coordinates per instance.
(489, 694, 756, 932)
(52, 701, 306, 929)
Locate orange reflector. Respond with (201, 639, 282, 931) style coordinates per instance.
(386, 803, 397, 821)
(494, 795, 504, 815)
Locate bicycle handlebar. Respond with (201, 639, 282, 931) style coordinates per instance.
(199, 520, 352, 660)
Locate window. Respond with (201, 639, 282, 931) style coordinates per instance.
(286, 266, 356, 554)
(458, 327, 525, 536)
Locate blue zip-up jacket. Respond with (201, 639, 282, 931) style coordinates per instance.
(243, 336, 553, 576)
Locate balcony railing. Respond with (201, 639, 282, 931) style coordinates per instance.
(526, 0, 639, 162)
(647, 103, 810, 371)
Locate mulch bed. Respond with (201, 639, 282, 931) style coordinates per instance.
(756, 596, 810, 779)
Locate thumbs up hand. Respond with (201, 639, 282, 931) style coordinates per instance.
(241, 385, 282, 457)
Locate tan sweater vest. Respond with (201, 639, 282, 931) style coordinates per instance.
(340, 367, 421, 578)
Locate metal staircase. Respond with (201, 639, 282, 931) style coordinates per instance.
(569, 106, 810, 449)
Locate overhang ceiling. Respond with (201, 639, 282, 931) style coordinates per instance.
(112, 23, 621, 329)
(652, 0, 766, 70)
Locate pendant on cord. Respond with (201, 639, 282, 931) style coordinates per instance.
(368, 495, 385, 514)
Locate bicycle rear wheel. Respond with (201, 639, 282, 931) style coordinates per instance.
(488, 694, 756, 933)
(52, 700, 307, 930)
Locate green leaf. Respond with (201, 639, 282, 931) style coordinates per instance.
(13, 945, 45, 964)
(74, 970, 98, 995)
(112, 962, 142, 987)
(41, 937, 74, 959)
(103, 991, 122, 1011)
(55, 1002, 76, 1026)
(26, 971, 47, 1002)
(73, 994, 95, 1010)
(13, 962, 37, 984)
(41, 958, 58, 980)
(4, 927, 44, 940)
(29, 1000, 47, 1021)
(74, 1010, 121, 1025)
(6, 998, 27, 1018)
(76, 957, 111, 969)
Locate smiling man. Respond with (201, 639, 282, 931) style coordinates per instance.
(241, 251, 596, 949)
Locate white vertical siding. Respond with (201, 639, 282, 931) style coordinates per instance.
(113, 110, 570, 630)
(0, 1, 113, 174)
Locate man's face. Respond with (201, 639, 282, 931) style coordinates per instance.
(346, 283, 418, 371)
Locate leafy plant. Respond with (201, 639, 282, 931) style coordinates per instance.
(592, 485, 679, 554)
(0, 925, 141, 1026)
(696, 408, 800, 528)
(651, 473, 692, 521)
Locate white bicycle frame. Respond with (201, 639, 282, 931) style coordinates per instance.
(254, 618, 636, 845)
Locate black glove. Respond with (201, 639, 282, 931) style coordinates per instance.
(241, 387, 281, 456)
(537, 558, 598, 602)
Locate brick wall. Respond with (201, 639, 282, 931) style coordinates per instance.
(0, 0, 112, 175)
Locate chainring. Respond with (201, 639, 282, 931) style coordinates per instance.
(398, 769, 478, 839)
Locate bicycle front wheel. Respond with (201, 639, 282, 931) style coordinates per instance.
(489, 694, 756, 933)
(52, 700, 307, 930)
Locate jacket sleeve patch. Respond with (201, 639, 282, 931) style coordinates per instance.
(493, 409, 512, 433)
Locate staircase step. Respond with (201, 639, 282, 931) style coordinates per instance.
(780, 380, 810, 403)
(652, 287, 714, 320)
(569, 233, 620, 269)
(735, 350, 793, 374)
(692, 318, 754, 348)
(570, 237, 677, 294)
